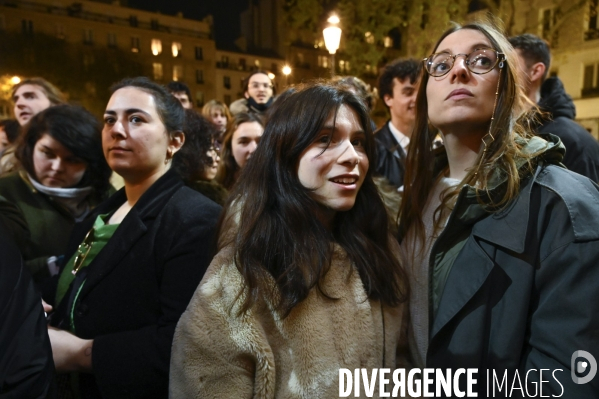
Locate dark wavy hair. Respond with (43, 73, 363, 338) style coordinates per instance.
(15, 104, 111, 201)
(109, 77, 185, 136)
(215, 112, 264, 190)
(173, 109, 219, 183)
(219, 82, 408, 317)
(243, 70, 276, 96)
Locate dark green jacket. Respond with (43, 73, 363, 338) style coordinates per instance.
(0, 171, 103, 282)
(427, 136, 599, 397)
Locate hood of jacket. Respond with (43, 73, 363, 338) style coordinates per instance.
(538, 77, 576, 120)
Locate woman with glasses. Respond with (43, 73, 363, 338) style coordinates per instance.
(173, 109, 228, 205)
(215, 112, 264, 190)
(46, 77, 221, 398)
(399, 20, 599, 395)
(170, 83, 409, 397)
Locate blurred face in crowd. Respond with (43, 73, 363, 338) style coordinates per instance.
(231, 121, 263, 168)
(172, 92, 193, 109)
(426, 29, 500, 136)
(103, 87, 182, 181)
(202, 143, 220, 181)
(13, 84, 52, 126)
(297, 104, 368, 223)
(245, 73, 273, 105)
(209, 108, 228, 133)
(32, 133, 87, 188)
(384, 77, 419, 135)
(0, 128, 9, 153)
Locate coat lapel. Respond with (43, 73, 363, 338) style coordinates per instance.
(430, 235, 495, 339)
(73, 170, 182, 299)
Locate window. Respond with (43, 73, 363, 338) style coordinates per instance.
(153, 63, 163, 80)
(56, 24, 65, 39)
(172, 42, 182, 57)
(582, 63, 599, 97)
(131, 37, 140, 53)
(224, 95, 231, 105)
(151, 39, 162, 56)
(224, 76, 231, 89)
(539, 8, 555, 40)
(384, 36, 393, 48)
(586, 0, 599, 40)
(254, 59, 261, 68)
(196, 69, 204, 84)
(339, 60, 350, 74)
(21, 20, 33, 35)
(196, 91, 205, 107)
(221, 55, 229, 66)
(364, 31, 375, 44)
(83, 29, 94, 45)
(173, 65, 183, 81)
(239, 58, 246, 70)
(318, 55, 329, 68)
(129, 15, 138, 28)
(151, 19, 159, 30)
(107, 33, 117, 48)
(195, 46, 203, 60)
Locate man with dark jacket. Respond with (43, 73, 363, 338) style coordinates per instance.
(0, 220, 55, 398)
(374, 59, 421, 190)
(510, 34, 599, 182)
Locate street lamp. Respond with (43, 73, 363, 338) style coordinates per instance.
(323, 15, 341, 77)
(282, 65, 291, 87)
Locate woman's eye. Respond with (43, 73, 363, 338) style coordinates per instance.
(130, 116, 143, 124)
(103, 117, 115, 125)
(317, 135, 330, 144)
(351, 137, 365, 147)
(434, 62, 449, 73)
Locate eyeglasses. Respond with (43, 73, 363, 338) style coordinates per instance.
(249, 82, 273, 90)
(423, 48, 504, 77)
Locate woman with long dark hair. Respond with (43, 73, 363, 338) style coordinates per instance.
(399, 20, 599, 395)
(170, 83, 409, 397)
(173, 109, 228, 205)
(215, 111, 264, 190)
(0, 105, 111, 282)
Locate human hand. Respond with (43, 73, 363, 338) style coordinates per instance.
(42, 299, 52, 314)
(47, 327, 93, 373)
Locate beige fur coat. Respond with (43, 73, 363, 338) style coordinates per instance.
(170, 243, 409, 398)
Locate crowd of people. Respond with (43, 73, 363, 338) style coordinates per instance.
(0, 21, 598, 398)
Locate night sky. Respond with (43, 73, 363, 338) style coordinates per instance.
(127, 0, 249, 47)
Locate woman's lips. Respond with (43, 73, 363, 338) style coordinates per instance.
(445, 88, 474, 100)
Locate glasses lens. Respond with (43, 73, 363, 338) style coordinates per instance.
(467, 49, 497, 74)
(427, 53, 453, 77)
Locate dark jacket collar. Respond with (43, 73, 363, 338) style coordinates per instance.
(539, 77, 576, 120)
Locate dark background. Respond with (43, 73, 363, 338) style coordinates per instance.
(127, 0, 249, 48)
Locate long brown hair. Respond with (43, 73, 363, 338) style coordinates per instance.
(398, 20, 538, 245)
(215, 112, 264, 190)
(220, 83, 408, 317)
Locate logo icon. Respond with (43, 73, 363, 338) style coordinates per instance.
(571, 350, 597, 384)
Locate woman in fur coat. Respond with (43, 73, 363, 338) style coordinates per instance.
(170, 83, 411, 398)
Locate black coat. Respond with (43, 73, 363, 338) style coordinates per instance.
(428, 164, 599, 398)
(49, 170, 221, 398)
(537, 77, 599, 182)
(374, 122, 406, 189)
(0, 221, 54, 399)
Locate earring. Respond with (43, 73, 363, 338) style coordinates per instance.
(499, 61, 504, 69)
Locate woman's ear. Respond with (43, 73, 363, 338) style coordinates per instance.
(169, 131, 185, 156)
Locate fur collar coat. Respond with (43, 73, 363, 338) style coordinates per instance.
(170, 242, 409, 398)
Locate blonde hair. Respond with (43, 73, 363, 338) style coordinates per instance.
(202, 100, 232, 121)
(398, 19, 540, 246)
